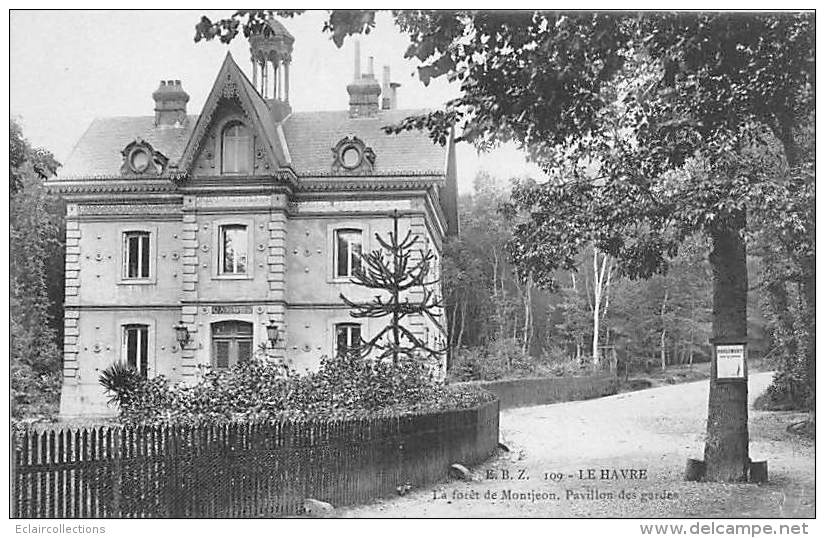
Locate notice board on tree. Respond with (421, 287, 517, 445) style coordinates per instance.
(715, 343, 747, 380)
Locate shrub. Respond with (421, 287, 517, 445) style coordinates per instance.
(107, 352, 493, 425)
(99, 361, 142, 408)
(754, 368, 812, 411)
(448, 339, 599, 382)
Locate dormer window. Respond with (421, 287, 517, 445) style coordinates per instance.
(221, 122, 251, 174)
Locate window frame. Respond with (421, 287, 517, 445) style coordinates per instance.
(123, 231, 150, 279)
(212, 218, 255, 280)
(117, 225, 157, 285)
(334, 228, 363, 279)
(119, 317, 155, 377)
(327, 222, 370, 283)
(334, 322, 363, 358)
(220, 121, 253, 175)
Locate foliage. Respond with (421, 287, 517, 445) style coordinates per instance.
(103, 353, 492, 426)
(340, 210, 445, 365)
(605, 235, 713, 370)
(98, 362, 143, 408)
(749, 116, 815, 411)
(194, 10, 378, 48)
(10, 119, 64, 419)
(443, 172, 545, 355)
(449, 339, 534, 382)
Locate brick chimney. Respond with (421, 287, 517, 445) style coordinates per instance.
(152, 80, 189, 127)
(381, 65, 400, 110)
(347, 42, 381, 118)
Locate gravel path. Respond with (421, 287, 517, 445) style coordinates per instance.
(338, 372, 814, 518)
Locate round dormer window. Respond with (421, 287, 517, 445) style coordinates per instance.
(129, 148, 151, 173)
(341, 146, 361, 169)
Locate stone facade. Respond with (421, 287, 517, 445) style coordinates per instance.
(50, 22, 457, 417)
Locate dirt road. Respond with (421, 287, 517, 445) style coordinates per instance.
(338, 372, 814, 518)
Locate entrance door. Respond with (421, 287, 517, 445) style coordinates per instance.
(211, 320, 253, 369)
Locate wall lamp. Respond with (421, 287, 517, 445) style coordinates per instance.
(173, 321, 190, 349)
(266, 320, 280, 348)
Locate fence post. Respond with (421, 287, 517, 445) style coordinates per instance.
(111, 428, 122, 517)
(10, 427, 16, 518)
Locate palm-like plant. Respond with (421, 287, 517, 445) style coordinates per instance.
(99, 361, 141, 408)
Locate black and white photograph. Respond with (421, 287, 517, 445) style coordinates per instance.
(7, 6, 816, 530)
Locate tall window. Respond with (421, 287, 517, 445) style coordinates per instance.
(221, 122, 251, 174)
(123, 231, 150, 279)
(218, 224, 248, 275)
(335, 323, 362, 357)
(123, 324, 149, 377)
(335, 229, 362, 278)
(212, 320, 253, 369)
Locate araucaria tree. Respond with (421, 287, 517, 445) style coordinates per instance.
(340, 211, 445, 366)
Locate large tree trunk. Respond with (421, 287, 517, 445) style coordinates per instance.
(703, 215, 749, 482)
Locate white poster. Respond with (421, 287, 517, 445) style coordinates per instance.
(716, 344, 746, 378)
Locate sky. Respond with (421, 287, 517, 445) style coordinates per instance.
(9, 10, 546, 193)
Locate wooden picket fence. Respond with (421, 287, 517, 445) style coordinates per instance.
(11, 400, 499, 518)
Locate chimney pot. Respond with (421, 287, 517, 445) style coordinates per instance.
(153, 79, 190, 127)
(353, 41, 361, 80)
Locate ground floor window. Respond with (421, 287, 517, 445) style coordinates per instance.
(123, 324, 149, 377)
(212, 320, 253, 369)
(335, 323, 362, 357)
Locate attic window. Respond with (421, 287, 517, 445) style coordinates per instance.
(221, 122, 252, 174)
(331, 136, 376, 174)
(341, 146, 361, 168)
(120, 139, 167, 176)
(129, 148, 151, 173)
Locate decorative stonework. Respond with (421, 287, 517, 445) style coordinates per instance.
(120, 139, 169, 176)
(78, 204, 181, 217)
(267, 210, 288, 361)
(220, 78, 240, 100)
(196, 195, 271, 209)
(297, 177, 442, 192)
(63, 220, 81, 381)
(50, 179, 177, 195)
(331, 136, 376, 175)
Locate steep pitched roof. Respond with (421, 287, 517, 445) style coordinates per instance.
(281, 109, 447, 176)
(175, 52, 288, 174)
(54, 56, 448, 181)
(57, 116, 196, 180)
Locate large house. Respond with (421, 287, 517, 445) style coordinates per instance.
(49, 20, 458, 417)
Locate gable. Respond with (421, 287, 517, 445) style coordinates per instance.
(189, 100, 278, 176)
(173, 52, 289, 179)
